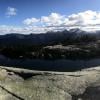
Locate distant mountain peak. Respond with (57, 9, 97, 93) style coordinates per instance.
(69, 28, 85, 33)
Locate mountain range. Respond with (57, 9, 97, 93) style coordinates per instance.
(0, 28, 99, 46)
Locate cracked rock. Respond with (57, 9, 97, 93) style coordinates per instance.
(0, 66, 100, 100)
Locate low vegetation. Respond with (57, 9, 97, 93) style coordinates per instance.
(0, 30, 100, 60)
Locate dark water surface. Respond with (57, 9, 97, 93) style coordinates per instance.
(0, 55, 100, 71)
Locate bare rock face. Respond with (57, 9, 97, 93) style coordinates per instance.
(0, 66, 100, 100)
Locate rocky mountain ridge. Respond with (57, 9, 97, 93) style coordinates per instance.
(0, 28, 98, 46)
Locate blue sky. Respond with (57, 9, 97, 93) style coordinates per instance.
(0, 0, 100, 34)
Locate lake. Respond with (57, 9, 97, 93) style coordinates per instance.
(0, 55, 100, 71)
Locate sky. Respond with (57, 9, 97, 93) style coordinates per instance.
(0, 0, 100, 34)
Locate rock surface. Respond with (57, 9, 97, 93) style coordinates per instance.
(0, 66, 100, 100)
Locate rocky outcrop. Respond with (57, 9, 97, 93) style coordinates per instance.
(0, 66, 100, 100)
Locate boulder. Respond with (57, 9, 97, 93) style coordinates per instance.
(0, 66, 100, 100)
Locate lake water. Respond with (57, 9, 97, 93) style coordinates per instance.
(0, 55, 100, 71)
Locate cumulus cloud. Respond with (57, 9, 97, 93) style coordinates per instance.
(23, 13, 65, 26)
(51, 10, 100, 30)
(65, 10, 98, 26)
(6, 7, 17, 17)
(41, 13, 65, 26)
(1, 10, 100, 34)
(23, 18, 40, 25)
(64, 10, 100, 31)
(23, 10, 100, 32)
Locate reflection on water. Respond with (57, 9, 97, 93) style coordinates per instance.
(0, 54, 100, 71)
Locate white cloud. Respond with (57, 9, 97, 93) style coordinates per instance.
(0, 25, 64, 34)
(65, 10, 100, 28)
(41, 13, 65, 26)
(6, 7, 17, 17)
(0, 25, 48, 34)
(23, 10, 100, 31)
(23, 18, 40, 25)
(1, 10, 100, 34)
(41, 10, 100, 31)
